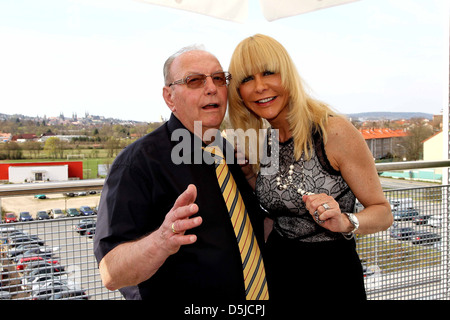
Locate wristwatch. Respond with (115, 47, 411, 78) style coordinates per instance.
(342, 212, 359, 239)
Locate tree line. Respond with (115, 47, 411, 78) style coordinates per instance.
(0, 116, 439, 161)
(0, 118, 163, 160)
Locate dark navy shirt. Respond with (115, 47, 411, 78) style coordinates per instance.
(94, 114, 265, 301)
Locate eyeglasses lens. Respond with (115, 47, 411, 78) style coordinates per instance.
(186, 72, 227, 89)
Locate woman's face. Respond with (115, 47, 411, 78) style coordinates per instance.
(238, 71, 290, 126)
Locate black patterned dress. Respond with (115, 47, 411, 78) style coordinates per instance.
(256, 129, 367, 301)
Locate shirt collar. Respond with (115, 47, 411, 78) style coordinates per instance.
(166, 113, 233, 159)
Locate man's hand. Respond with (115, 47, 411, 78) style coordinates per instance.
(99, 184, 202, 290)
(157, 184, 202, 255)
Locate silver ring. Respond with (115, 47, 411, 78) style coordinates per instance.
(322, 203, 331, 210)
(313, 211, 324, 224)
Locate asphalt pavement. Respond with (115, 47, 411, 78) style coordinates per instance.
(379, 177, 440, 190)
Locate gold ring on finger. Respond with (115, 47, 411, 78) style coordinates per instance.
(171, 222, 178, 234)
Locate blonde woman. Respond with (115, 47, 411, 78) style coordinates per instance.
(228, 34, 392, 301)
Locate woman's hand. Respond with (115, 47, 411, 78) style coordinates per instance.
(302, 193, 353, 233)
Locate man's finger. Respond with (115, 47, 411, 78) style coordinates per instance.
(172, 216, 202, 234)
(169, 234, 198, 247)
(172, 184, 197, 211)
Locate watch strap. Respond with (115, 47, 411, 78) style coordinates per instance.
(342, 212, 359, 240)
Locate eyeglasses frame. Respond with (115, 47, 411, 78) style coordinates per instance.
(168, 71, 232, 88)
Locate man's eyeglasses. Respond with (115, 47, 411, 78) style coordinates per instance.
(169, 72, 232, 89)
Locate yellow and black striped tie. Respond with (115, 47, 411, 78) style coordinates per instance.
(204, 146, 269, 300)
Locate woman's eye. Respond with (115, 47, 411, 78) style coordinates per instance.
(263, 71, 275, 76)
(241, 76, 254, 84)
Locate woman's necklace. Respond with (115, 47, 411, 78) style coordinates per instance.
(268, 129, 313, 196)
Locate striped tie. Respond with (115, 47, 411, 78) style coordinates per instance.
(204, 146, 269, 300)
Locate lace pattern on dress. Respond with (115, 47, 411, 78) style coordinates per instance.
(255, 131, 356, 242)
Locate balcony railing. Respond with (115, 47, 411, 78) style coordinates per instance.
(1, 160, 449, 300)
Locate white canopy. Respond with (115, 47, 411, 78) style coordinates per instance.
(136, 0, 359, 23)
(136, 0, 449, 185)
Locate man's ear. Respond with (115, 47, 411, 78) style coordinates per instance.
(163, 86, 176, 112)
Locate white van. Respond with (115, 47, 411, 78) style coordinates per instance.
(49, 208, 65, 219)
(428, 215, 443, 228)
(390, 198, 414, 210)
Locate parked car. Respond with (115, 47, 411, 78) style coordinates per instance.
(361, 259, 377, 278)
(6, 243, 42, 258)
(31, 282, 88, 300)
(7, 235, 45, 248)
(23, 265, 65, 280)
(16, 256, 45, 271)
(390, 226, 416, 241)
(22, 260, 66, 276)
(79, 206, 95, 216)
(22, 271, 68, 291)
(86, 227, 95, 238)
(412, 214, 430, 225)
(49, 209, 65, 219)
(66, 208, 80, 217)
(34, 194, 47, 199)
(392, 208, 419, 221)
(13, 246, 56, 263)
(0, 290, 11, 300)
(410, 231, 441, 245)
(36, 211, 50, 220)
(19, 211, 34, 222)
(428, 215, 443, 228)
(74, 219, 96, 235)
(4, 213, 17, 223)
(16, 257, 60, 271)
(0, 226, 19, 236)
(64, 192, 77, 197)
(390, 198, 414, 210)
(5, 231, 30, 241)
(77, 191, 87, 196)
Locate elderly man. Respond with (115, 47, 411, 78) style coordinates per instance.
(94, 46, 268, 301)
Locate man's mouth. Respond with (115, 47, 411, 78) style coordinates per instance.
(202, 103, 220, 109)
(256, 97, 276, 104)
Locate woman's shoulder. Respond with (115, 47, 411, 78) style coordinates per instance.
(325, 115, 358, 141)
(323, 115, 366, 169)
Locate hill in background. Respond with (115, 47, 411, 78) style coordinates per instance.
(346, 112, 434, 120)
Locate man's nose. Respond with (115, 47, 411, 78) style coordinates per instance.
(204, 76, 218, 94)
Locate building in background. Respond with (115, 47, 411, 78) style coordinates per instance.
(0, 161, 83, 183)
(359, 128, 409, 160)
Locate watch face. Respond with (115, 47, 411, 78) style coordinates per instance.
(349, 213, 359, 229)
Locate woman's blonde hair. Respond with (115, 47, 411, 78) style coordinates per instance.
(228, 34, 338, 172)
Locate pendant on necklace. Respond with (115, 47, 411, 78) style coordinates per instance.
(269, 128, 314, 196)
(275, 163, 313, 195)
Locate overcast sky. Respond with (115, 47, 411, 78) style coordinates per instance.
(0, 0, 448, 122)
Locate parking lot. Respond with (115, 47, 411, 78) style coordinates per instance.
(1, 184, 449, 300)
(357, 186, 449, 300)
(1, 216, 122, 300)
(1, 193, 122, 300)
(1, 192, 101, 220)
